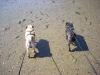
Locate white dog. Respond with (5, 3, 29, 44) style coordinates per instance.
(25, 24, 37, 58)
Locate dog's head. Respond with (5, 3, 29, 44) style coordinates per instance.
(65, 22, 74, 30)
(26, 24, 34, 32)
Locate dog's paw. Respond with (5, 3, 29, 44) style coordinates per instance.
(69, 49, 74, 52)
(28, 52, 37, 58)
(35, 48, 39, 54)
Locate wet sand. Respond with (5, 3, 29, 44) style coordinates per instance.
(0, 0, 100, 75)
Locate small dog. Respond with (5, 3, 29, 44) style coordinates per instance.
(25, 24, 37, 58)
(65, 22, 76, 52)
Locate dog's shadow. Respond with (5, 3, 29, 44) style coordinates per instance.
(36, 39, 52, 58)
(73, 35, 89, 51)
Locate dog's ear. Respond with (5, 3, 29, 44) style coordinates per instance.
(26, 26, 27, 29)
(66, 22, 69, 25)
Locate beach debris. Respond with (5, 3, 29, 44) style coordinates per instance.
(75, 11, 80, 15)
(39, 18, 42, 20)
(18, 19, 26, 24)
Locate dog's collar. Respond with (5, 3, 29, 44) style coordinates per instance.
(29, 32, 35, 36)
(26, 31, 35, 36)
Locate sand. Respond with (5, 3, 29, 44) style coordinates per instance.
(0, 0, 100, 75)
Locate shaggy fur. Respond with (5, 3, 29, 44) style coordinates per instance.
(65, 22, 76, 52)
(25, 24, 36, 58)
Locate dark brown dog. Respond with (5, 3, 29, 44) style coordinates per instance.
(65, 22, 76, 52)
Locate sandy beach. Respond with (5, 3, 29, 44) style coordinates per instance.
(0, 0, 100, 75)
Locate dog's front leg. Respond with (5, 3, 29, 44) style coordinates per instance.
(26, 48, 30, 58)
(68, 43, 71, 52)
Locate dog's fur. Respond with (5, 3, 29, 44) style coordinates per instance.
(65, 22, 76, 52)
(25, 24, 36, 58)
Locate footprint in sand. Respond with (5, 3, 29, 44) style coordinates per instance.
(15, 35, 20, 39)
(90, 22, 92, 25)
(2, 26, 10, 31)
(30, 11, 32, 14)
(62, 20, 65, 23)
(18, 20, 21, 24)
(39, 18, 42, 21)
(85, 16, 88, 22)
(52, 1, 55, 3)
(23, 19, 26, 22)
(18, 19, 26, 24)
(45, 25, 49, 29)
(72, 0, 75, 4)
(75, 11, 80, 15)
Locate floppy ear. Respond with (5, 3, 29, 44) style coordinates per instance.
(66, 22, 69, 25)
(26, 26, 27, 29)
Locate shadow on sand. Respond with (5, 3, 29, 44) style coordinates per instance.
(72, 34, 89, 52)
(36, 39, 52, 58)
